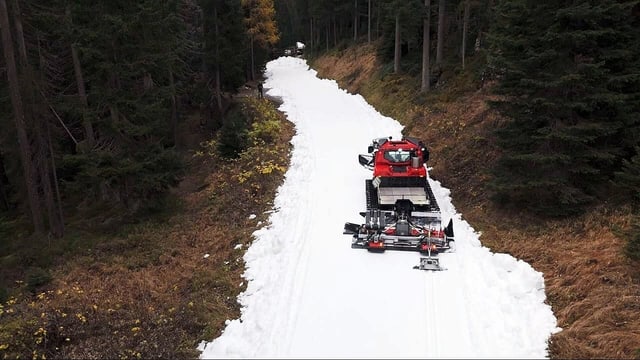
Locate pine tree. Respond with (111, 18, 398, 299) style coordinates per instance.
(378, 0, 423, 69)
(58, 0, 187, 209)
(201, 0, 247, 92)
(487, 0, 640, 216)
(616, 147, 640, 203)
(0, 0, 45, 233)
(622, 215, 640, 261)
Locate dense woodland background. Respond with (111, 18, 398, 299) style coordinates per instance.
(2, 0, 640, 240)
(1, 0, 640, 357)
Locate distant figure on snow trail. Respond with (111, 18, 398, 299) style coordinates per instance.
(257, 82, 264, 99)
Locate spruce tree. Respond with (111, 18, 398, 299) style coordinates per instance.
(59, 0, 187, 209)
(201, 0, 247, 92)
(487, 0, 640, 216)
(621, 214, 640, 261)
(616, 147, 640, 203)
(378, 0, 424, 71)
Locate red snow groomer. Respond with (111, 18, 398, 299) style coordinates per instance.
(343, 136, 454, 270)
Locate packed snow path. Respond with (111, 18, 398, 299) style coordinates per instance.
(198, 57, 559, 358)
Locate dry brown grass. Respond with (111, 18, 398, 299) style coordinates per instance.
(316, 43, 380, 92)
(312, 43, 640, 359)
(0, 95, 294, 359)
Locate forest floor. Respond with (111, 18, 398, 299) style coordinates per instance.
(311, 42, 640, 359)
(0, 82, 294, 359)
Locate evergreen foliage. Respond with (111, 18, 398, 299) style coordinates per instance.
(0, 0, 290, 233)
(59, 145, 184, 207)
(201, 0, 247, 92)
(0, 0, 232, 232)
(378, 0, 425, 67)
(2, 0, 640, 355)
(59, 0, 189, 208)
(487, 0, 640, 217)
(216, 97, 280, 158)
(616, 146, 640, 203)
(25, 267, 52, 292)
(622, 215, 640, 261)
(0, 0, 637, 240)
(217, 104, 250, 158)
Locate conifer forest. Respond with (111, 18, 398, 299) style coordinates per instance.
(1, 0, 639, 358)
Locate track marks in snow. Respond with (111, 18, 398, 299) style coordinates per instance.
(425, 275, 439, 358)
(198, 57, 558, 359)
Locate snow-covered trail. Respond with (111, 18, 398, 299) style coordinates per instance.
(198, 57, 559, 359)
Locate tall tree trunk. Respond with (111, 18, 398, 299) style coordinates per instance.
(35, 30, 64, 237)
(15, 0, 55, 233)
(0, 153, 10, 211)
(0, 0, 44, 234)
(250, 35, 255, 81)
(169, 69, 178, 147)
(367, 0, 371, 43)
(71, 45, 95, 146)
(333, 15, 337, 47)
(213, 4, 223, 114)
(0, 181, 8, 210)
(310, 17, 313, 49)
(421, 0, 431, 92)
(36, 128, 59, 237)
(11, 0, 27, 61)
(106, 98, 120, 202)
(376, 1, 380, 39)
(284, 0, 300, 40)
(10, 0, 36, 125)
(46, 122, 64, 237)
(436, 0, 445, 65)
(67, 7, 95, 148)
(353, 0, 358, 41)
(325, 25, 329, 52)
(394, 12, 401, 73)
(461, 0, 470, 70)
(11, 0, 38, 136)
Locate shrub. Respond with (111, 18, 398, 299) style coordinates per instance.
(624, 215, 640, 261)
(26, 267, 52, 292)
(245, 98, 282, 145)
(217, 105, 249, 158)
